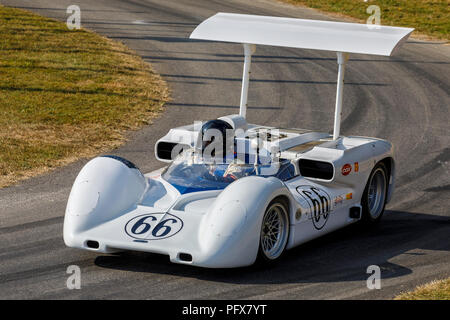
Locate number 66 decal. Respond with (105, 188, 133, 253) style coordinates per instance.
(125, 213, 183, 240)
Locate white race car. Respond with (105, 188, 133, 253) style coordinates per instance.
(63, 13, 414, 268)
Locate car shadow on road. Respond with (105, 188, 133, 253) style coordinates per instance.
(94, 210, 450, 284)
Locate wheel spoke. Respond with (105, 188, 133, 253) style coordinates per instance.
(260, 202, 289, 260)
(367, 168, 386, 219)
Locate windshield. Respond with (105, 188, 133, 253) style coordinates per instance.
(161, 150, 295, 194)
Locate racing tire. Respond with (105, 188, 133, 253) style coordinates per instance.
(256, 197, 290, 264)
(361, 162, 388, 224)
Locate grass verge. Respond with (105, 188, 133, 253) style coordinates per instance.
(395, 278, 450, 300)
(0, 5, 169, 188)
(280, 0, 449, 41)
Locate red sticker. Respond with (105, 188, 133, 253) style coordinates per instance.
(341, 164, 352, 176)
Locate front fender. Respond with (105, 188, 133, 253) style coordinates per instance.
(197, 176, 290, 268)
(64, 156, 146, 247)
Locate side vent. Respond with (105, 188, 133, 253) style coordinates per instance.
(86, 240, 99, 249)
(299, 159, 334, 180)
(178, 253, 193, 262)
(156, 142, 189, 160)
(349, 206, 361, 219)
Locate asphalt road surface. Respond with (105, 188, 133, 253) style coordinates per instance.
(0, 0, 449, 299)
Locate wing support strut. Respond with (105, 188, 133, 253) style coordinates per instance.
(333, 52, 349, 140)
(239, 44, 256, 118)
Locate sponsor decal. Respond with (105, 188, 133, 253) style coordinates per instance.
(341, 163, 352, 176)
(125, 213, 183, 240)
(334, 192, 353, 207)
(354, 162, 359, 172)
(334, 195, 344, 206)
(296, 185, 331, 230)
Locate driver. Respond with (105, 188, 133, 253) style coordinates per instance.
(196, 119, 255, 182)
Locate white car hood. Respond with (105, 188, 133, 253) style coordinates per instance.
(141, 169, 223, 214)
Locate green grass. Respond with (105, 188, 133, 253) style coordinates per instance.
(282, 0, 449, 40)
(0, 5, 169, 187)
(395, 278, 450, 300)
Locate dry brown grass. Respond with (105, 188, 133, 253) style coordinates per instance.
(395, 278, 450, 300)
(0, 6, 169, 187)
(279, 0, 449, 41)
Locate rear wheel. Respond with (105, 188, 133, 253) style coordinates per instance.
(257, 198, 290, 263)
(361, 162, 388, 223)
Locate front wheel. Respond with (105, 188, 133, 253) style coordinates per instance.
(361, 162, 388, 224)
(257, 197, 290, 263)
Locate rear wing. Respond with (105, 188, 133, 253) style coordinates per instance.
(190, 13, 414, 139)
